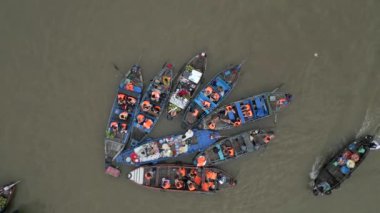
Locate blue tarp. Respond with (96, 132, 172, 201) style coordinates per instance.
(216, 144, 225, 160)
(235, 102, 246, 123)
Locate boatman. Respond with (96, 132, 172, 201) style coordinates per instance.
(370, 140, 380, 150)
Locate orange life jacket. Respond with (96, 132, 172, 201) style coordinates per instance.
(126, 83, 134, 91)
(208, 122, 216, 130)
(226, 147, 235, 157)
(197, 156, 207, 167)
(194, 176, 202, 185)
(244, 110, 253, 117)
(162, 180, 171, 189)
(233, 120, 241, 126)
(137, 114, 145, 124)
(118, 94, 126, 101)
(206, 171, 217, 180)
(203, 101, 211, 109)
(202, 182, 210, 192)
(226, 105, 233, 111)
(178, 167, 186, 177)
(120, 123, 127, 130)
(110, 122, 118, 129)
(188, 182, 196, 191)
(143, 119, 153, 129)
(119, 111, 128, 120)
(175, 180, 184, 189)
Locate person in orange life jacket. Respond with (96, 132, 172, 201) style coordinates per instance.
(151, 90, 160, 102)
(196, 155, 207, 167)
(187, 180, 196, 191)
(137, 114, 145, 125)
(161, 178, 171, 189)
(222, 144, 235, 157)
(175, 179, 184, 189)
(204, 86, 213, 96)
(117, 94, 126, 105)
(141, 101, 152, 112)
(119, 111, 128, 120)
(120, 123, 127, 133)
(143, 119, 153, 129)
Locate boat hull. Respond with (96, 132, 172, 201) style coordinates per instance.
(193, 129, 274, 166)
(104, 65, 143, 163)
(127, 164, 236, 193)
(312, 135, 374, 196)
(115, 129, 221, 166)
(199, 91, 292, 130)
(182, 63, 242, 129)
(0, 182, 18, 213)
(167, 52, 207, 120)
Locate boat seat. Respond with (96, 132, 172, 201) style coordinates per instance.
(254, 97, 266, 117)
(235, 102, 246, 123)
(215, 77, 231, 91)
(227, 111, 236, 121)
(216, 144, 225, 160)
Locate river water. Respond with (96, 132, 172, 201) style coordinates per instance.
(1, 0, 379, 212)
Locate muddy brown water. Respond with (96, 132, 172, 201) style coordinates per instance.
(1, 1, 379, 212)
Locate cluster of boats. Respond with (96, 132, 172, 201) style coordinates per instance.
(102, 51, 379, 195)
(103, 52, 293, 193)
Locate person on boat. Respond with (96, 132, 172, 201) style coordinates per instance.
(204, 86, 213, 96)
(175, 179, 184, 189)
(208, 121, 216, 130)
(119, 111, 128, 120)
(263, 134, 274, 144)
(187, 180, 196, 191)
(117, 94, 127, 105)
(143, 119, 153, 130)
(127, 96, 137, 105)
(120, 123, 127, 133)
(206, 170, 218, 181)
(161, 178, 171, 189)
(222, 145, 235, 157)
(243, 110, 253, 118)
(313, 181, 332, 196)
(224, 105, 236, 116)
(137, 114, 145, 125)
(142, 101, 152, 112)
(241, 104, 251, 112)
(151, 90, 161, 102)
(370, 140, 380, 150)
(125, 83, 134, 91)
(217, 86, 225, 97)
(196, 155, 207, 167)
(202, 182, 210, 192)
(144, 171, 154, 181)
(233, 118, 241, 127)
(191, 108, 200, 118)
(177, 167, 186, 177)
(202, 101, 211, 109)
(210, 92, 220, 102)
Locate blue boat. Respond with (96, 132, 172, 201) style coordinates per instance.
(182, 63, 242, 128)
(115, 129, 221, 166)
(129, 63, 174, 146)
(199, 90, 293, 130)
(104, 65, 143, 162)
(167, 52, 207, 120)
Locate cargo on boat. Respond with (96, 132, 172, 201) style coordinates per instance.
(127, 164, 236, 193)
(115, 129, 221, 166)
(312, 135, 380, 196)
(199, 91, 292, 130)
(182, 63, 242, 129)
(104, 65, 143, 163)
(167, 52, 207, 120)
(0, 181, 20, 213)
(130, 63, 174, 145)
(194, 129, 274, 167)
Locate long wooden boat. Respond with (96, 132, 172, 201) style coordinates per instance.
(0, 181, 20, 213)
(167, 52, 207, 120)
(115, 129, 221, 166)
(104, 65, 143, 163)
(193, 129, 275, 167)
(129, 63, 174, 145)
(127, 165, 236, 193)
(312, 135, 378, 196)
(199, 91, 292, 130)
(182, 63, 242, 129)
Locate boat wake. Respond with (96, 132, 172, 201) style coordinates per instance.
(309, 156, 323, 180)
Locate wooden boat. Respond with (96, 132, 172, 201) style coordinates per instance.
(182, 63, 242, 129)
(127, 165, 236, 193)
(115, 129, 221, 166)
(312, 135, 378, 196)
(167, 52, 207, 120)
(0, 181, 20, 213)
(193, 129, 274, 167)
(199, 90, 293, 130)
(104, 65, 143, 163)
(129, 63, 174, 145)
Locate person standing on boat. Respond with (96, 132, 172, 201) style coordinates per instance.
(370, 140, 380, 150)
